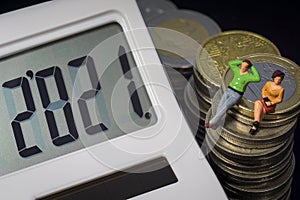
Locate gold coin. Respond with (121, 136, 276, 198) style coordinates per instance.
(209, 152, 292, 184)
(227, 107, 299, 128)
(204, 104, 296, 199)
(218, 113, 296, 149)
(193, 69, 217, 100)
(221, 176, 293, 199)
(206, 126, 292, 164)
(209, 145, 293, 174)
(196, 30, 281, 91)
(225, 155, 294, 193)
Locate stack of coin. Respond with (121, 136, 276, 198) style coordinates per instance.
(192, 30, 281, 146)
(137, 0, 222, 106)
(181, 76, 210, 144)
(201, 53, 300, 199)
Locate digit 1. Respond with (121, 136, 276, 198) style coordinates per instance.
(68, 56, 108, 134)
(2, 77, 42, 157)
(119, 46, 150, 119)
(36, 66, 78, 146)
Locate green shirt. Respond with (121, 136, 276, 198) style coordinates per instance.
(228, 59, 261, 93)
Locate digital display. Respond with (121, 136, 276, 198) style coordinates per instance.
(0, 22, 157, 177)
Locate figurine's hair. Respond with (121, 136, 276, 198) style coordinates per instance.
(242, 59, 253, 68)
(272, 69, 285, 80)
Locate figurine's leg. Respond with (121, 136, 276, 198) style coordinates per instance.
(254, 100, 264, 122)
(249, 100, 264, 135)
(207, 89, 241, 129)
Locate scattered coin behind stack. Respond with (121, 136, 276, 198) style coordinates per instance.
(146, 8, 222, 110)
(136, 0, 178, 22)
(147, 9, 222, 69)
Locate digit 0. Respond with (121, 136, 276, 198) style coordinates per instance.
(36, 66, 78, 146)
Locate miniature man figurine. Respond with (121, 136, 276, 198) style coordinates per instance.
(205, 59, 261, 129)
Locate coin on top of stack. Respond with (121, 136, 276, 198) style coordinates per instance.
(195, 30, 281, 100)
(222, 53, 300, 127)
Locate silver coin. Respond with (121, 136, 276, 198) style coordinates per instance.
(221, 54, 300, 122)
(242, 60, 296, 103)
(204, 55, 298, 102)
(147, 9, 222, 69)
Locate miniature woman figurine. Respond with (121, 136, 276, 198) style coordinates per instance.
(249, 69, 285, 135)
(205, 59, 261, 129)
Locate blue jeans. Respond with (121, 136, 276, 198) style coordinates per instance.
(209, 88, 242, 128)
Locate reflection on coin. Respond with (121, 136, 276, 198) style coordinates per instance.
(196, 30, 281, 92)
(147, 9, 221, 68)
(222, 53, 300, 122)
(136, 0, 178, 22)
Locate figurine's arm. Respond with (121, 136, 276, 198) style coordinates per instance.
(272, 88, 285, 105)
(261, 82, 270, 98)
(249, 65, 261, 82)
(228, 59, 242, 70)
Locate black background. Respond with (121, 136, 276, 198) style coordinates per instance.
(1, 0, 299, 199)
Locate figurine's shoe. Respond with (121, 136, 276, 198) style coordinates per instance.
(205, 122, 210, 128)
(205, 122, 218, 130)
(249, 127, 258, 135)
(249, 121, 260, 135)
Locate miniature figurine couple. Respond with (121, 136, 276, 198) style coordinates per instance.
(205, 59, 285, 135)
